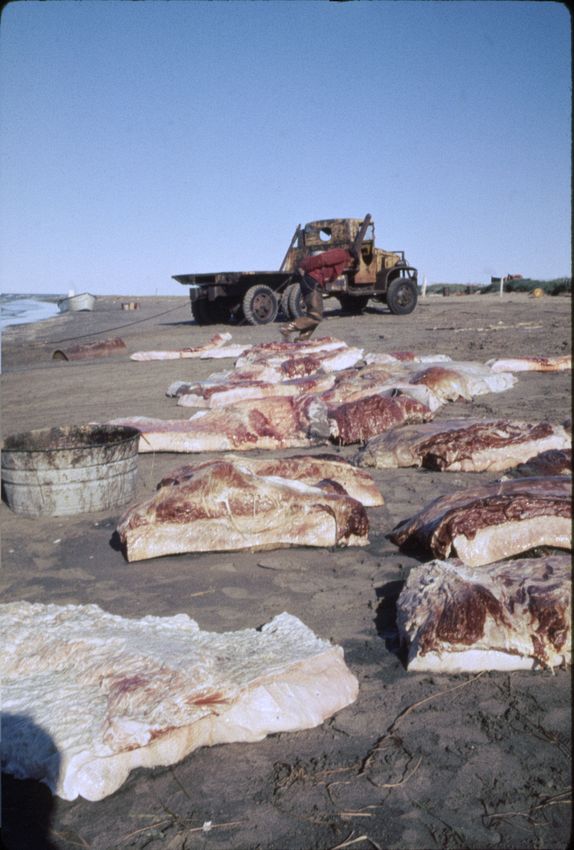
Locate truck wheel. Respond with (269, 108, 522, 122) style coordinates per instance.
(386, 278, 418, 315)
(191, 298, 231, 325)
(191, 299, 209, 324)
(242, 285, 279, 325)
(337, 294, 370, 314)
(280, 284, 295, 319)
(287, 283, 305, 318)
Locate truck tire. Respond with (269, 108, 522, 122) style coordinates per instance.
(337, 294, 370, 314)
(242, 285, 279, 325)
(386, 278, 418, 315)
(279, 283, 296, 320)
(280, 282, 303, 319)
(287, 283, 305, 318)
(191, 297, 231, 325)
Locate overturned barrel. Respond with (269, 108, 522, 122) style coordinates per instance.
(52, 337, 127, 361)
(1, 424, 139, 516)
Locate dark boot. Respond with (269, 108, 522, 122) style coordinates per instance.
(279, 288, 324, 340)
(297, 289, 323, 339)
(280, 315, 318, 339)
(305, 289, 324, 323)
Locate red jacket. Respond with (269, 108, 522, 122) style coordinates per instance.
(299, 248, 354, 286)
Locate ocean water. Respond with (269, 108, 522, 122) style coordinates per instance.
(0, 294, 63, 331)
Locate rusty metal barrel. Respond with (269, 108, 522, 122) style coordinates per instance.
(52, 337, 127, 361)
(1, 424, 139, 516)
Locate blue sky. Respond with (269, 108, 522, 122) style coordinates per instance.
(0, 0, 571, 295)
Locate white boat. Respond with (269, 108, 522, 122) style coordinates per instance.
(57, 292, 96, 313)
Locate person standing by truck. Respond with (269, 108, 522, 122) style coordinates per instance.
(280, 247, 358, 340)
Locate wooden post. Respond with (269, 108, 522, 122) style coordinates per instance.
(422, 274, 427, 298)
(499, 276, 505, 297)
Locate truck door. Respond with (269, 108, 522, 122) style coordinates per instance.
(353, 221, 376, 285)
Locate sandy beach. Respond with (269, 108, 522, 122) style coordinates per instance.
(1, 292, 571, 850)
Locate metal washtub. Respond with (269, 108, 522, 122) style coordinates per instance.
(1, 425, 140, 517)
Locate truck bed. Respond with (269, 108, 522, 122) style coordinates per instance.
(173, 271, 293, 287)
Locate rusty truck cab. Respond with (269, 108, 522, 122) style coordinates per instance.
(281, 218, 376, 284)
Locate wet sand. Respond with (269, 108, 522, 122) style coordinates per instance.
(1, 292, 571, 850)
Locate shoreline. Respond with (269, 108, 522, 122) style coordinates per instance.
(0, 296, 63, 331)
